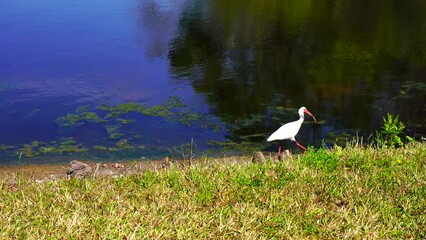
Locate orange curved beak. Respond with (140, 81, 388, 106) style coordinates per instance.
(304, 108, 317, 122)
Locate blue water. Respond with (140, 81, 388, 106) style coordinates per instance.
(0, 0, 226, 164)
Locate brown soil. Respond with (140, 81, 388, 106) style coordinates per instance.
(0, 159, 166, 182)
(0, 153, 274, 183)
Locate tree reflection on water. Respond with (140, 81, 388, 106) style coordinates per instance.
(165, 0, 426, 142)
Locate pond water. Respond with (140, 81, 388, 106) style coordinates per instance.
(0, 0, 425, 165)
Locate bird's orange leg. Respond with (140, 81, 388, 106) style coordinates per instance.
(294, 140, 307, 151)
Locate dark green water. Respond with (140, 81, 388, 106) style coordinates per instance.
(168, 0, 426, 142)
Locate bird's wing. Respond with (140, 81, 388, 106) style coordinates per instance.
(267, 120, 302, 141)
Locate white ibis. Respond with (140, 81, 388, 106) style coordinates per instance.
(267, 106, 316, 153)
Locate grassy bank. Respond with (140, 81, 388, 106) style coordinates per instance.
(1, 142, 425, 239)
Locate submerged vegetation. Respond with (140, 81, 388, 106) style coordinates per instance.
(57, 96, 222, 144)
(18, 138, 88, 158)
(1, 96, 325, 161)
(0, 97, 226, 160)
(56, 96, 200, 127)
(1, 141, 425, 238)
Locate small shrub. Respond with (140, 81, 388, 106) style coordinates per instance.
(375, 113, 406, 148)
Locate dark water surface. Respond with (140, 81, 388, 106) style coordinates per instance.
(1, 0, 425, 165)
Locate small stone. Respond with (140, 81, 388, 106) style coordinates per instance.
(276, 149, 291, 161)
(251, 151, 266, 164)
(273, 153, 281, 161)
(67, 160, 92, 179)
(162, 156, 170, 168)
(8, 178, 17, 191)
(113, 163, 124, 168)
(284, 149, 291, 157)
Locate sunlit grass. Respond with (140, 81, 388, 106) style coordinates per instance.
(0, 142, 425, 239)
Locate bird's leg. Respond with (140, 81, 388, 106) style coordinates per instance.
(294, 140, 307, 151)
(278, 145, 282, 155)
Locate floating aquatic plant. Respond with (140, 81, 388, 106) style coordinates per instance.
(55, 96, 224, 148)
(163, 95, 186, 109)
(393, 81, 426, 101)
(116, 119, 135, 124)
(93, 145, 118, 152)
(199, 116, 222, 132)
(140, 105, 173, 118)
(105, 124, 124, 139)
(227, 114, 264, 131)
(4, 94, 331, 160)
(56, 105, 104, 127)
(101, 102, 143, 118)
(17, 138, 88, 158)
(55, 138, 89, 154)
(0, 145, 13, 151)
(115, 139, 134, 150)
(57, 96, 194, 129)
(177, 109, 201, 126)
(19, 141, 41, 158)
(93, 139, 145, 152)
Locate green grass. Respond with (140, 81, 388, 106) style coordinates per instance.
(1, 142, 425, 239)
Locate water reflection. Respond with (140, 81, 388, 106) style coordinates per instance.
(137, 0, 186, 59)
(168, 0, 426, 143)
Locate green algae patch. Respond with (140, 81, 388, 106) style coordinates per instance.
(105, 124, 124, 139)
(56, 105, 105, 127)
(17, 138, 88, 158)
(116, 118, 135, 124)
(0, 145, 13, 151)
(52, 96, 224, 155)
(56, 96, 217, 130)
(93, 145, 118, 152)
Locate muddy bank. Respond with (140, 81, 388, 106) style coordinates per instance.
(0, 159, 167, 182)
(0, 152, 277, 184)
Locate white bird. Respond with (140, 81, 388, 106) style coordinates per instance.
(267, 106, 316, 154)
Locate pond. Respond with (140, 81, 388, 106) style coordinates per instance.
(0, 0, 425, 165)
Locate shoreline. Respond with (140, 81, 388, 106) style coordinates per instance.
(0, 154, 253, 182)
(0, 158, 167, 181)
